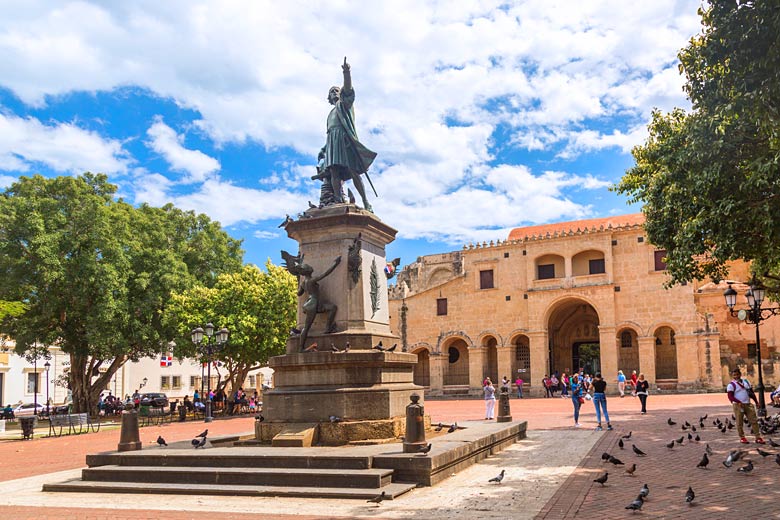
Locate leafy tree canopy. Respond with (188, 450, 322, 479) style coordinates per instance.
(0, 173, 243, 411)
(615, 1, 780, 291)
(163, 262, 296, 398)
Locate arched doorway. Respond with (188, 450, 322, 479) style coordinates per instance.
(412, 348, 430, 387)
(547, 299, 600, 376)
(617, 328, 640, 376)
(512, 335, 531, 382)
(483, 336, 498, 384)
(654, 326, 678, 379)
(443, 338, 470, 386)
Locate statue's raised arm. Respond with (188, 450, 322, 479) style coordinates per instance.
(342, 57, 352, 92)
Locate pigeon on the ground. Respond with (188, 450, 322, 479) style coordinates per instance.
(618, 438, 624, 449)
(775, 454, 780, 466)
(681, 424, 689, 431)
(156, 435, 167, 447)
(757, 448, 772, 457)
(736, 461, 754, 474)
(593, 472, 608, 486)
(193, 436, 207, 449)
(700, 414, 708, 421)
(668, 418, 677, 426)
(367, 491, 386, 505)
(705, 444, 713, 455)
(769, 438, 780, 448)
(639, 483, 649, 499)
(608, 456, 625, 466)
(488, 470, 505, 483)
(666, 441, 675, 449)
(632, 445, 646, 456)
(688, 433, 693, 440)
(691, 425, 697, 432)
(622, 431, 632, 439)
(601, 452, 611, 462)
(447, 423, 457, 433)
(685, 486, 695, 504)
(625, 497, 643, 511)
(257, 414, 265, 422)
(195, 429, 208, 438)
(434, 422, 443, 432)
(694, 434, 701, 442)
(676, 436, 685, 445)
(418, 443, 432, 455)
(696, 453, 709, 469)
(625, 463, 636, 476)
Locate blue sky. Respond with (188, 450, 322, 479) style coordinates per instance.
(0, 1, 701, 268)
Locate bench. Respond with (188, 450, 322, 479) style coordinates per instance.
(139, 406, 171, 427)
(48, 413, 100, 437)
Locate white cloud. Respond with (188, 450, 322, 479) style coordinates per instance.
(253, 230, 280, 240)
(0, 112, 129, 174)
(146, 116, 219, 183)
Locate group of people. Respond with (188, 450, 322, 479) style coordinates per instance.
(97, 392, 124, 416)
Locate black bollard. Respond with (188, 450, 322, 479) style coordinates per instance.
(178, 404, 186, 422)
(117, 402, 142, 452)
(497, 386, 512, 423)
(403, 393, 427, 453)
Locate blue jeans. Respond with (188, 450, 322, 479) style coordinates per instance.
(593, 393, 609, 424)
(572, 396, 581, 423)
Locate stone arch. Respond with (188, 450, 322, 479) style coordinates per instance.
(476, 330, 504, 347)
(441, 336, 470, 386)
(654, 325, 678, 379)
(408, 342, 432, 353)
(425, 267, 454, 290)
(411, 345, 431, 387)
(572, 249, 606, 276)
(616, 327, 640, 376)
(534, 253, 565, 280)
(510, 333, 531, 382)
(545, 296, 601, 376)
(436, 330, 474, 354)
(481, 335, 500, 384)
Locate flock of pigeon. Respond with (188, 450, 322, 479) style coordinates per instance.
(589, 413, 780, 512)
(301, 340, 400, 353)
(155, 428, 209, 449)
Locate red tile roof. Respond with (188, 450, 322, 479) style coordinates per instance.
(508, 213, 645, 241)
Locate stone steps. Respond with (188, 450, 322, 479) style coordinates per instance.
(86, 451, 372, 470)
(43, 479, 417, 500)
(80, 465, 393, 488)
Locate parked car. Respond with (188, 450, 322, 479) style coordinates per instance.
(139, 393, 169, 408)
(13, 402, 46, 417)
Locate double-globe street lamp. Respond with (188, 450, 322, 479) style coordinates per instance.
(724, 280, 780, 417)
(191, 323, 229, 423)
(44, 360, 50, 417)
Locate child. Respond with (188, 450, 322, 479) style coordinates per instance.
(249, 395, 256, 412)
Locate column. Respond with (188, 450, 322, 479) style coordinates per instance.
(675, 334, 698, 386)
(469, 347, 485, 393)
(638, 336, 656, 383)
(497, 346, 513, 383)
(429, 353, 444, 396)
(598, 326, 617, 385)
(529, 331, 548, 395)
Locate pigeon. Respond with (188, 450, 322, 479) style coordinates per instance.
(601, 452, 612, 462)
(290, 326, 301, 335)
(593, 472, 608, 486)
(625, 463, 637, 476)
(732, 414, 736, 421)
(688, 433, 693, 440)
(632, 445, 646, 456)
(344, 341, 350, 353)
(727, 423, 734, 430)
(723, 450, 740, 468)
(676, 436, 685, 445)
(373, 341, 385, 351)
(307, 200, 317, 209)
(447, 423, 457, 433)
(367, 491, 386, 505)
(488, 470, 505, 483)
(257, 414, 265, 422)
(700, 414, 708, 421)
(278, 214, 293, 228)
(775, 454, 780, 466)
(330, 342, 340, 352)
(691, 425, 697, 432)
(757, 448, 772, 458)
(608, 456, 625, 466)
(639, 483, 649, 499)
(696, 453, 709, 469)
(684, 421, 691, 428)
(193, 436, 207, 449)
(736, 461, 754, 474)
(386, 343, 397, 352)
(666, 441, 675, 449)
(685, 486, 695, 504)
(329, 415, 342, 423)
(625, 497, 644, 511)
(694, 434, 701, 442)
(681, 424, 689, 431)
(156, 435, 167, 447)
(618, 438, 624, 449)
(622, 431, 633, 440)
(195, 429, 208, 438)
(705, 444, 713, 455)
(668, 418, 677, 426)
(699, 421, 705, 428)
(434, 422, 443, 432)
(769, 438, 780, 448)
(418, 443, 432, 455)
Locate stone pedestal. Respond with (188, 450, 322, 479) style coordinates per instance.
(117, 407, 142, 452)
(497, 389, 512, 423)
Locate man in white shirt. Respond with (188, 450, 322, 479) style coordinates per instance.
(726, 368, 764, 444)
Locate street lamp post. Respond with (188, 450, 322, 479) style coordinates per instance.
(191, 323, 229, 423)
(723, 280, 779, 417)
(33, 355, 38, 415)
(44, 360, 50, 418)
(139, 377, 148, 390)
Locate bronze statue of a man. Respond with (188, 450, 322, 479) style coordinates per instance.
(318, 57, 377, 212)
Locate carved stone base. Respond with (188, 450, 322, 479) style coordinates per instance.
(286, 331, 401, 354)
(252, 416, 430, 446)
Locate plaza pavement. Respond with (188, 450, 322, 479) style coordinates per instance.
(1, 393, 776, 519)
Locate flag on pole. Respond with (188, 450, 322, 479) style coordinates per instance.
(160, 355, 172, 367)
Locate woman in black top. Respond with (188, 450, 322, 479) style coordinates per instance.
(591, 373, 612, 431)
(635, 373, 649, 414)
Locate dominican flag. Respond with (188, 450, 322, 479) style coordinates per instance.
(160, 355, 173, 367)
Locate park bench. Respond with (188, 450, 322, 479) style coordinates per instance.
(48, 413, 100, 437)
(139, 406, 171, 427)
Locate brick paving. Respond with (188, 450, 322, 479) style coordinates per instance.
(3, 393, 777, 519)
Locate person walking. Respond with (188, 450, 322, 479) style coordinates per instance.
(591, 373, 613, 431)
(561, 373, 569, 397)
(484, 378, 497, 420)
(515, 376, 524, 399)
(726, 368, 765, 444)
(617, 370, 627, 397)
(570, 374, 584, 427)
(543, 375, 552, 398)
(635, 373, 649, 414)
(630, 370, 638, 392)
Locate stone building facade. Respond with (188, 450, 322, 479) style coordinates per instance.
(388, 214, 780, 396)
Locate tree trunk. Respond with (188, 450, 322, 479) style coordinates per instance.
(69, 353, 126, 415)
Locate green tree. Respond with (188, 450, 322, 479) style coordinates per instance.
(0, 174, 243, 412)
(615, 1, 780, 290)
(164, 262, 296, 400)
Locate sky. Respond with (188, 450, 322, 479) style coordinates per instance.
(0, 1, 703, 269)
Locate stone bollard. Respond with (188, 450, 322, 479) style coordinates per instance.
(117, 402, 142, 452)
(497, 386, 512, 423)
(178, 404, 187, 422)
(403, 393, 426, 453)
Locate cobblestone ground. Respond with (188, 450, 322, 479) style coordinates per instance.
(3, 393, 776, 519)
